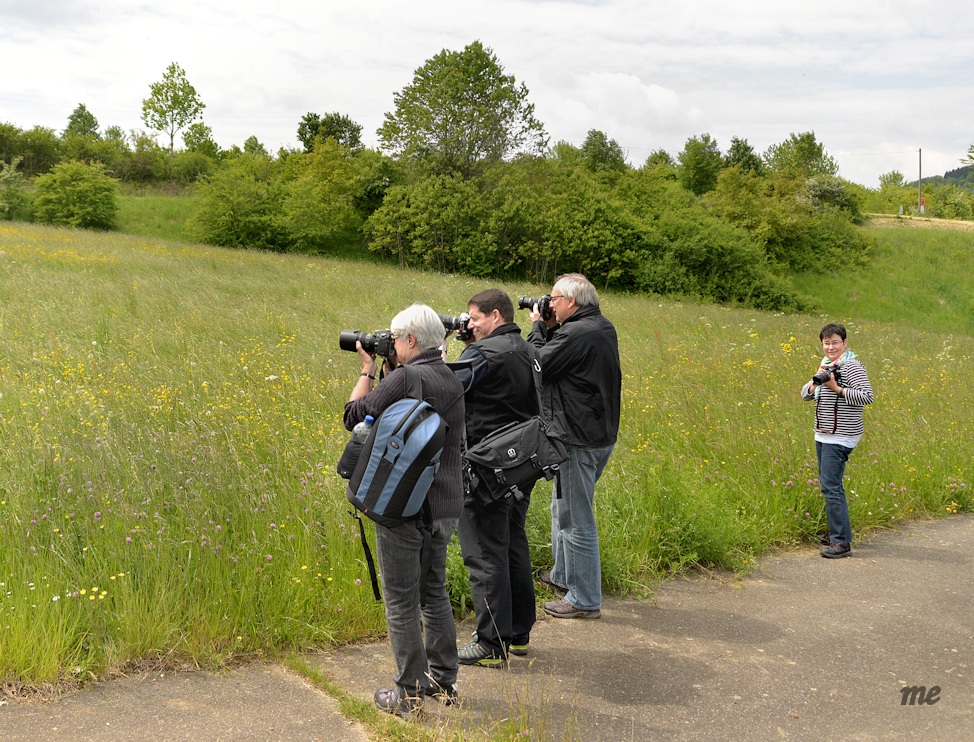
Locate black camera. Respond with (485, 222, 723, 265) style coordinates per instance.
(339, 329, 395, 357)
(517, 295, 553, 321)
(439, 313, 473, 341)
(812, 365, 840, 386)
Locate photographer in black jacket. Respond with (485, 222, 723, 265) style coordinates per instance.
(528, 274, 621, 619)
(453, 289, 540, 667)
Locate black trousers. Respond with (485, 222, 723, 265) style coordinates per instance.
(457, 489, 536, 654)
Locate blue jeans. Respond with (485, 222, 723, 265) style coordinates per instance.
(550, 443, 614, 611)
(816, 441, 854, 544)
(375, 517, 459, 697)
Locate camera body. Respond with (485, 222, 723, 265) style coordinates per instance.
(439, 312, 473, 341)
(812, 364, 841, 386)
(517, 295, 553, 321)
(339, 328, 395, 357)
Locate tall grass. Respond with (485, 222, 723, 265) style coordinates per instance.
(792, 222, 974, 334)
(116, 191, 198, 242)
(1, 222, 971, 688)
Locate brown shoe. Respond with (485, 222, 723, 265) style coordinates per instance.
(543, 599, 601, 619)
(537, 570, 568, 598)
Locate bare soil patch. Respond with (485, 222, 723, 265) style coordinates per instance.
(866, 214, 974, 232)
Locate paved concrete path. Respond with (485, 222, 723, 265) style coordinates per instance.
(2, 515, 972, 741)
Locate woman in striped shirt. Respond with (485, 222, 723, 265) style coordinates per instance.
(800, 323, 875, 558)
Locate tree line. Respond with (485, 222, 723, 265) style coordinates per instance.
(3, 44, 973, 310)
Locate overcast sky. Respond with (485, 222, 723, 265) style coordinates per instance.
(2, 0, 972, 187)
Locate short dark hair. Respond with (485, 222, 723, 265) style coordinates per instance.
(468, 288, 514, 323)
(819, 323, 847, 341)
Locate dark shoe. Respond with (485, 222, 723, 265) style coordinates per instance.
(374, 686, 422, 718)
(537, 570, 568, 598)
(544, 598, 601, 619)
(427, 679, 459, 706)
(820, 542, 851, 559)
(470, 630, 528, 657)
(457, 640, 507, 668)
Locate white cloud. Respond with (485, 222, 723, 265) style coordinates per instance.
(1, 0, 973, 185)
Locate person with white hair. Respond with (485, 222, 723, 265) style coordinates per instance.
(344, 303, 465, 716)
(528, 274, 621, 620)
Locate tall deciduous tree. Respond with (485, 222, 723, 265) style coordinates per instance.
(64, 103, 100, 139)
(677, 133, 723, 195)
(297, 112, 363, 152)
(724, 136, 763, 175)
(141, 62, 206, 158)
(763, 131, 838, 179)
(378, 40, 547, 178)
(581, 129, 628, 174)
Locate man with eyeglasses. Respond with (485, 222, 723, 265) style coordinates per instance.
(528, 273, 621, 619)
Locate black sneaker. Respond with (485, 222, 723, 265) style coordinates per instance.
(457, 640, 507, 668)
(427, 679, 459, 705)
(374, 686, 422, 718)
(820, 542, 851, 559)
(509, 641, 529, 657)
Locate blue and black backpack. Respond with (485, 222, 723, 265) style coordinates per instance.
(343, 364, 463, 601)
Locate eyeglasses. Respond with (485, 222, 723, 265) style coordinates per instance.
(549, 294, 566, 302)
(822, 340, 845, 348)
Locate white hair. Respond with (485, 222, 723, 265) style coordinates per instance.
(390, 304, 445, 349)
(553, 273, 599, 307)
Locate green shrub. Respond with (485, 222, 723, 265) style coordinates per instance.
(169, 150, 215, 184)
(0, 158, 32, 221)
(191, 154, 288, 249)
(32, 160, 119, 230)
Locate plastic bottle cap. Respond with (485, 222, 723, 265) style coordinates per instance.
(364, 415, 374, 424)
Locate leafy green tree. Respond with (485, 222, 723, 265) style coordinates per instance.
(0, 157, 32, 221)
(763, 131, 838, 179)
(243, 136, 268, 156)
(170, 150, 214, 183)
(191, 154, 287, 249)
(18, 126, 61, 176)
(297, 112, 363, 152)
(644, 149, 674, 169)
(112, 131, 167, 184)
(378, 40, 547, 178)
(141, 62, 206, 157)
(724, 136, 763, 175)
(581, 129, 627, 175)
(677, 133, 723, 195)
(32, 160, 119, 229)
(280, 140, 379, 253)
(182, 122, 220, 158)
(63, 104, 100, 138)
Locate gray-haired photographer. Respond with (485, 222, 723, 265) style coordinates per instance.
(527, 273, 621, 620)
(340, 303, 465, 717)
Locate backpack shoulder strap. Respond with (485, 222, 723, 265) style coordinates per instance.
(402, 363, 423, 400)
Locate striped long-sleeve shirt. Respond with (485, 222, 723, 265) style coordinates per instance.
(801, 358, 874, 437)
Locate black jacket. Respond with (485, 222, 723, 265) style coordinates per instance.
(527, 305, 621, 448)
(457, 323, 540, 446)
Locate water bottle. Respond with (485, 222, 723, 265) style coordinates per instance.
(352, 415, 375, 442)
(338, 415, 374, 479)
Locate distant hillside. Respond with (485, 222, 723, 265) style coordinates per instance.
(909, 163, 974, 190)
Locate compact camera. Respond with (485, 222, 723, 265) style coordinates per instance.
(339, 329, 395, 357)
(517, 295, 553, 321)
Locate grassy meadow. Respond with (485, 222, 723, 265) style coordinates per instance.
(1, 220, 972, 690)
